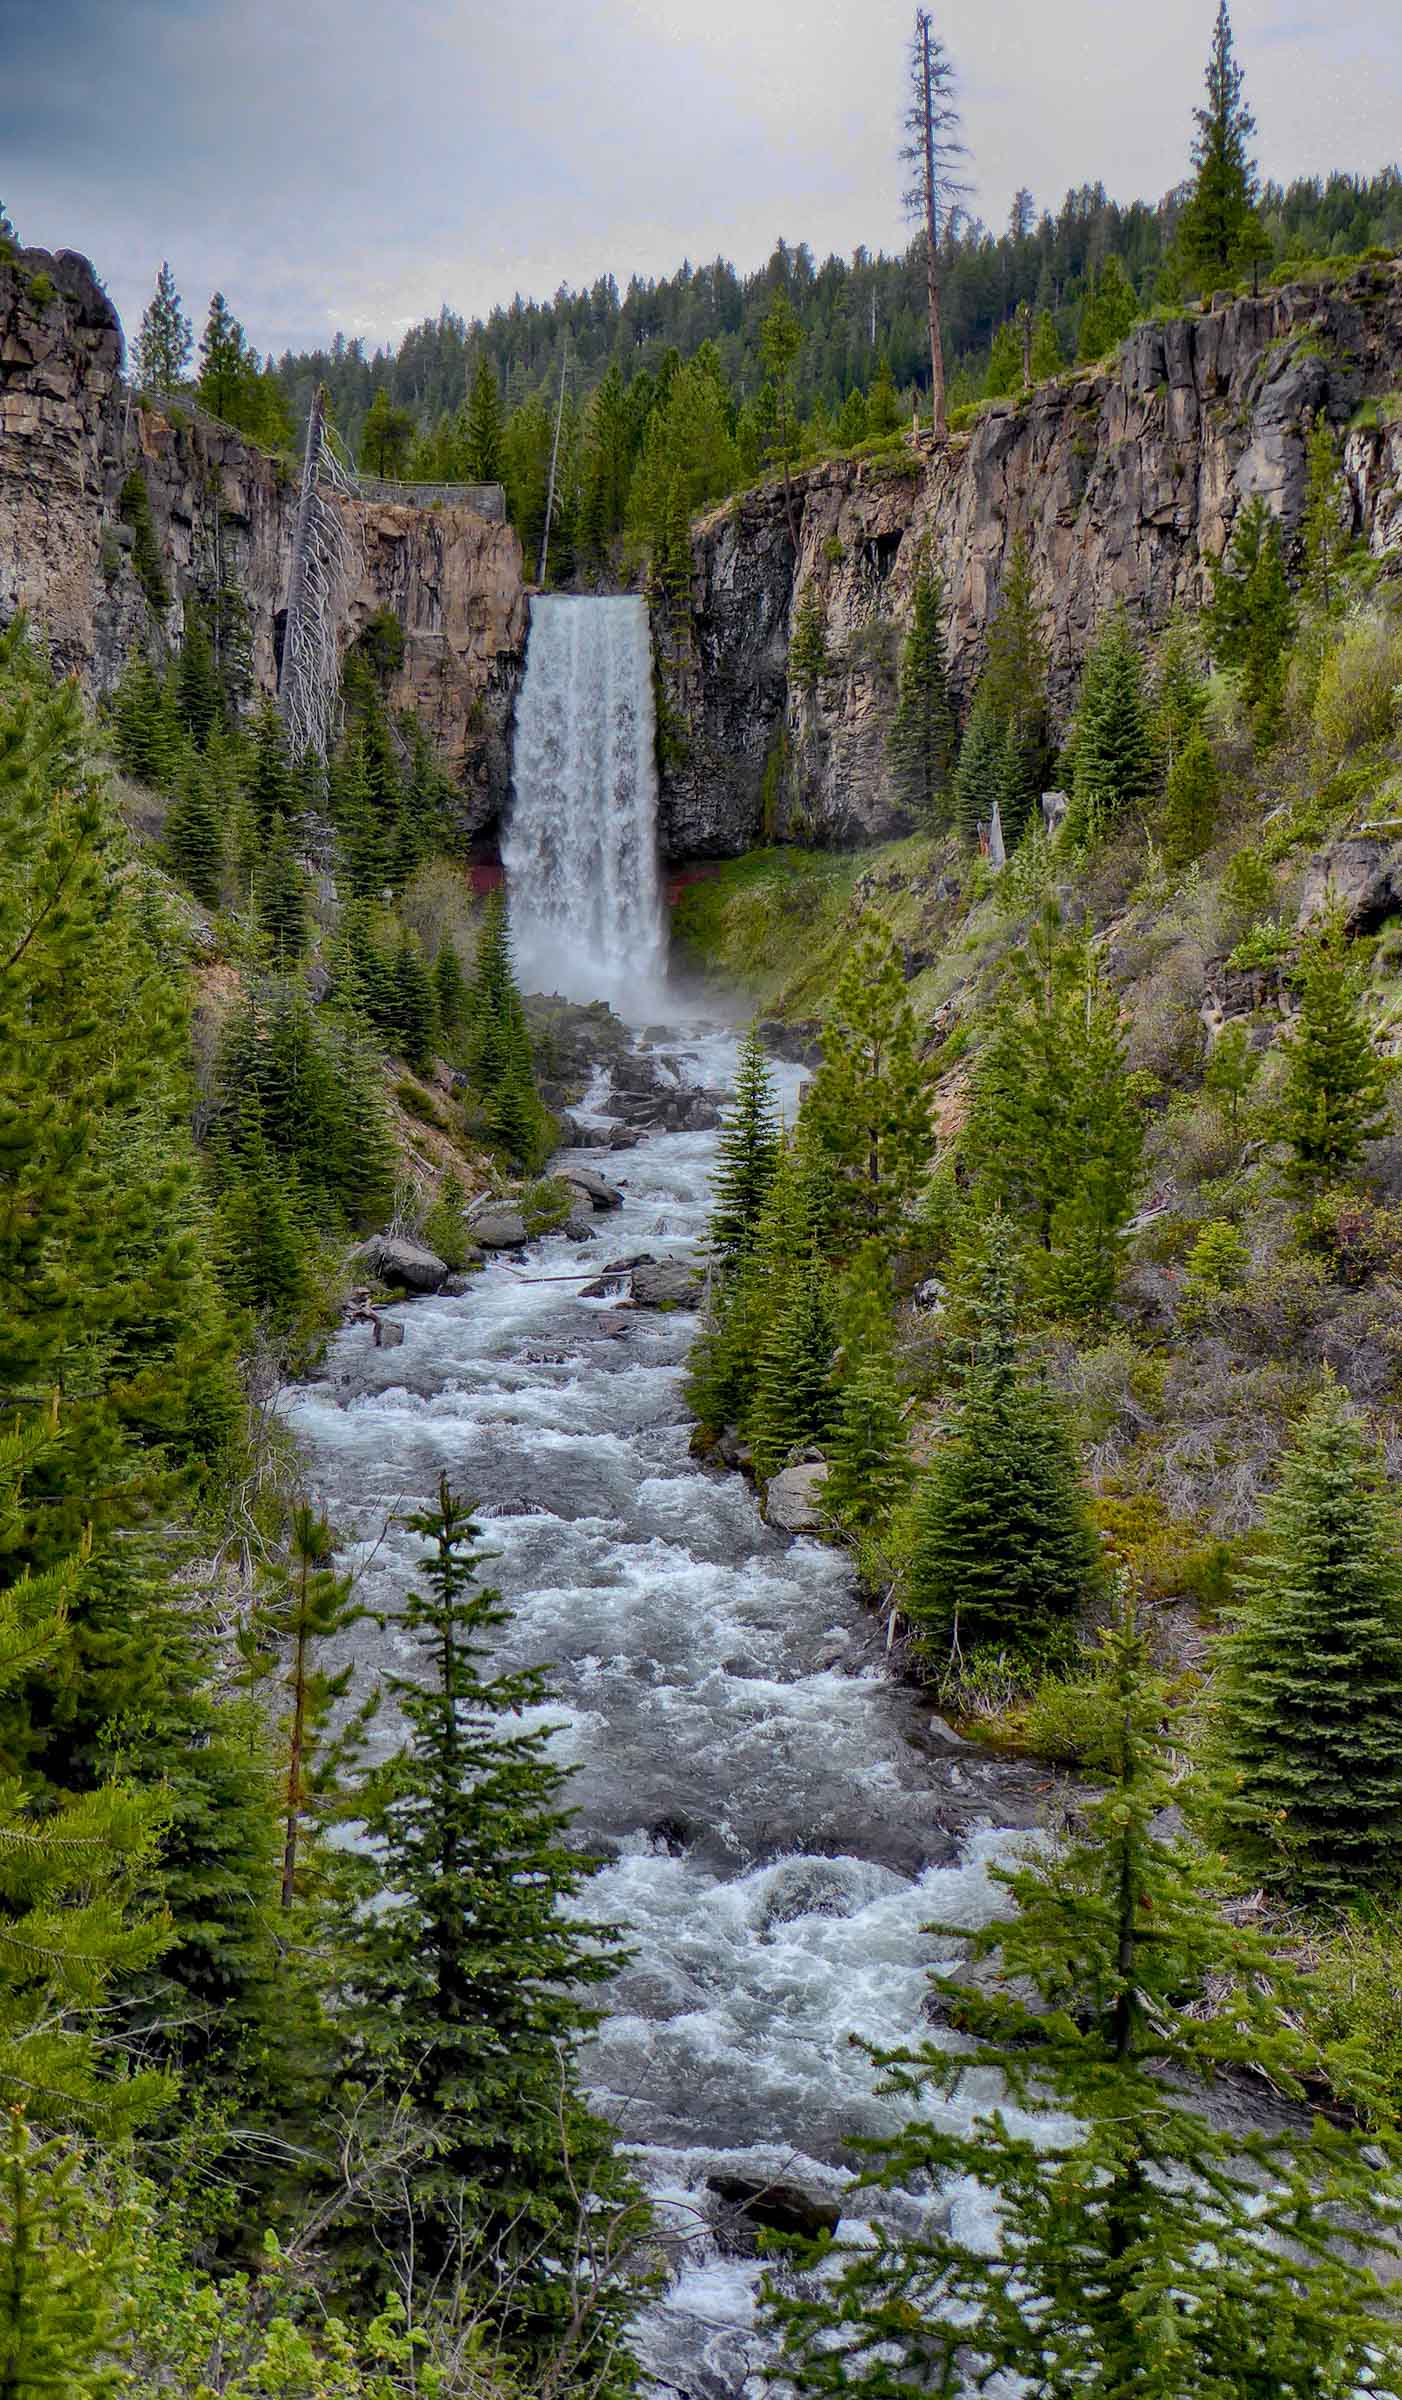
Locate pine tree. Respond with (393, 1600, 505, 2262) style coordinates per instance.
(823, 1345, 912, 1532)
(431, 938, 468, 1044)
(770, 1605, 1402, 2400)
(788, 584, 828, 695)
(1208, 494, 1296, 745)
(961, 901, 1144, 1317)
(952, 690, 1009, 843)
(1278, 916, 1389, 1190)
(390, 930, 438, 1074)
(213, 1096, 312, 1332)
(338, 1480, 640, 2383)
(1302, 412, 1349, 616)
(748, 1260, 838, 1482)
(1214, 1383, 1402, 1902)
(0, 2113, 134, 2400)
(1150, 608, 1210, 775)
(708, 1023, 781, 1271)
(1029, 304, 1063, 378)
(1077, 254, 1139, 359)
(1162, 728, 1219, 865)
(111, 651, 178, 785)
(1176, 0, 1261, 288)
(131, 259, 192, 394)
(468, 891, 547, 1167)
(904, 1222, 1100, 1664)
(118, 469, 170, 616)
(162, 756, 225, 907)
(463, 353, 505, 482)
(245, 700, 292, 835)
(174, 603, 220, 749)
(887, 546, 955, 825)
(1069, 605, 1155, 836)
(805, 923, 933, 1249)
(983, 319, 1022, 398)
(979, 535, 1051, 841)
(239, 1505, 374, 1911)
(253, 818, 308, 965)
(197, 291, 249, 424)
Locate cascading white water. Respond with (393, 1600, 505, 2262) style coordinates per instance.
(505, 595, 668, 1008)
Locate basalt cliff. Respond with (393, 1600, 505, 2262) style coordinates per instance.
(659, 261, 1402, 856)
(0, 245, 526, 830)
(4, 242, 1401, 861)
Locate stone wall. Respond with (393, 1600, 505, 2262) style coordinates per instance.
(660, 262, 1402, 857)
(0, 245, 528, 833)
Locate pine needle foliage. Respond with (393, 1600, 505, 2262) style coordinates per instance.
(887, 547, 955, 826)
(748, 1262, 838, 1482)
(1069, 605, 1156, 837)
(708, 1022, 782, 1271)
(904, 1221, 1101, 1663)
(823, 1344, 912, 1532)
(1213, 1381, 1402, 1901)
(805, 922, 933, 1250)
(768, 1606, 1402, 2400)
(338, 1478, 640, 2388)
(1278, 915, 1389, 1192)
(467, 891, 551, 1169)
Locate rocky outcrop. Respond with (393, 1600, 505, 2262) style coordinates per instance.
(661, 262, 1402, 856)
(0, 246, 527, 828)
(1297, 836, 1402, 932)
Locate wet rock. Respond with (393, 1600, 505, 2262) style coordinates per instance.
(470, 1208, 529, 1249)
(757, 1016, 823, 1066)
(440, 1268, 480, 1296)
(604, 1126, 641, 1150)
(630, 1256, 703, 1308)
(763, 1461, 829, 1534)
(560, 1166, 626, 1209)
(564, 1201, 596, 1239)
(372, 1315, 406, 1349)
(706, 2173, 841, 2245)
(357, 1235, 448, 1293)
(1297, 836, 1402, 933)
(715, 1426, 753, 1471)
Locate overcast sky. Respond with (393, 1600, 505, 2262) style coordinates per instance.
(2, 0, 1399, 359)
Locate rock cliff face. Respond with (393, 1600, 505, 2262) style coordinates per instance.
(660, 262, 1402, 856)
(0, 246, 527, 831)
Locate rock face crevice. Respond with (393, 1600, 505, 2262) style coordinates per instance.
(660, 263, 1402, 857)
(0, 246, 527, 833)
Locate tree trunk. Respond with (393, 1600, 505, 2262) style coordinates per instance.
(919, 18, 948, 438)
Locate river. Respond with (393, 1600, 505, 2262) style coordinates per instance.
(282, 1018, 1057, 2398)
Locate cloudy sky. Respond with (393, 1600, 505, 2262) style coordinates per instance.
(2, 0, 1398, 359)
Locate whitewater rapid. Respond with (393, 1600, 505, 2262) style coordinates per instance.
(282, 1027, 1051, 2397)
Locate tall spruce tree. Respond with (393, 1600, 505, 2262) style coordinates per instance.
(823, 1344, 912, 1532)
(253, 818, 307, 964)
(788, 584, 829, 695)
(748, 1262, 838, 1483)
(769, 1605, 1402, 2400)
(1214, 1382, 1402, 1902)
(904, 1220, 1100, 1664)
(1176, 0, 1261, 288)
(1207, 494, 1296, 745)
(468, 890, 547, 1168)
(887, 546, 955, 826)
(390, 929, 438, 1075)
(708, 1023, 782, 1271)
(338, 1479, 640, 2387)
(805, 923, 933, 1249)
(952, 690, 1009, 844)
(162, 756, 225, 907)
(961, 900, 1143, 1319)
(132, 259, 192, 394)
(463, 353, 505, 482)
(1069, 605, 1156, 838)
(1302, 413, 1350, 615)
(1278, 915, 1389, 1191)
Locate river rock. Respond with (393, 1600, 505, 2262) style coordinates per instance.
(358, 1235, 448, 1293)
(763, 1461, 829, 1534)
(706, 2172, 841, 2244)
(564, 1201, 596, 1239)
(560, 1166, 626, 1209)
(1297, 836, 1402, 933)
(471, 1208, 529, 1249)
(630, 1256, 703, 1308)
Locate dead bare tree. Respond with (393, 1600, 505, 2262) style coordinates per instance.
(279, 382, 361, 761)
(900, 10, 969, 440)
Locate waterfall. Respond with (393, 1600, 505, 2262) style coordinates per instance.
(505, 594, 667, 1006)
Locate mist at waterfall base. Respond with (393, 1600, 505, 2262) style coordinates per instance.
(284, 1023, 1060, 2398)
(505, 594, 673, 1016)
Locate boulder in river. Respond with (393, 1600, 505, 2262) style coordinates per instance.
(706, 2172, 841, 2245)
(357, 1235, 448, 1294)
(560, 1166, 626, 1210)
(471, 1208, 530, 1249)
(630, 1256, 703, 1308)
(763, 1461, 829, 1534)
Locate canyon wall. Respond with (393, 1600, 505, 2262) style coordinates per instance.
(0, 245, 527, 832)
(660, 262, 1402, 857)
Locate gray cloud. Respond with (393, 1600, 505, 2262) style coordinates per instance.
(2, 0, 1398, 356)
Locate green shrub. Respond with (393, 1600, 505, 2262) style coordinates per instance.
(1309, 1903, 1402, 2126)
(393, 1077, 451, 1132)
(1183, 1217, 1251, 1298)
(420, 1171, 475, 1268)
(26, 270, 57, 310)
(516, 1175, 574, 1235)
(1023, 1668, 1120, 1769)
(1296, 1190, 1402, 1287)
(1312, 613, 1402, 755)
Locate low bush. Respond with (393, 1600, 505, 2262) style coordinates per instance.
(1308, 1903, 1402, 2127)
(1312, 611, 1402, 755)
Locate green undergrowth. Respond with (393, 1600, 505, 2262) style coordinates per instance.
(672, 834, 948, 1017)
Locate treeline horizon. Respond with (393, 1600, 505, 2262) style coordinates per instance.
(270, 163, 1402, 455)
